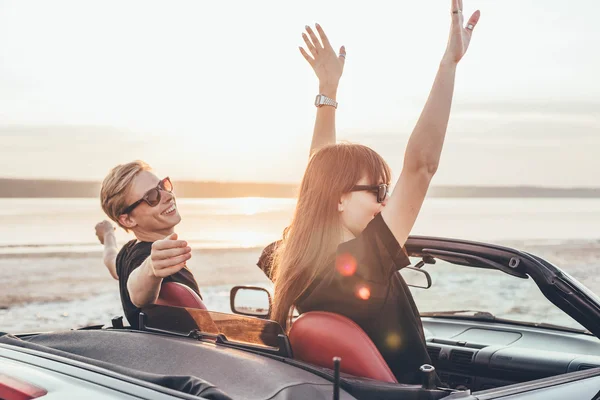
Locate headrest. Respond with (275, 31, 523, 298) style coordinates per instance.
(289, 311, 397, 383)
(156, 282, 206, 310)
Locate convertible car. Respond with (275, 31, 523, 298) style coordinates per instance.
(1, 236, 599, 399)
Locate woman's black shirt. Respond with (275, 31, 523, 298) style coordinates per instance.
(258, 214, 432, 384)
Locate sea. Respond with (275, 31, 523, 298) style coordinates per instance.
(1, 197, 600, 334)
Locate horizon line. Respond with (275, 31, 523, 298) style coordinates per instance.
(2, 177, 600, 191)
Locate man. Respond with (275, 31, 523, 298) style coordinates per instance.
(95, 161, 199, 328)
(97, 24, 344, 323)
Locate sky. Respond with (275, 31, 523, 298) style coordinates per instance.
(0, 0, 599, 186)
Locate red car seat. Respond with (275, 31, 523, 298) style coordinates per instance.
(288, 311, 397, 383)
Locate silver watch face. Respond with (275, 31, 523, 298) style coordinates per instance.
(314, 94, 323, 107)
(314, 94, 336, 108)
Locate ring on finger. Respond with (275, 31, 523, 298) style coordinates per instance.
(452, 9, 462, 14)
(466, 23, 474, 30)
(339, 54, 346, 58)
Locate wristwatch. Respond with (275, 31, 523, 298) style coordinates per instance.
(314, 94, 338, 109)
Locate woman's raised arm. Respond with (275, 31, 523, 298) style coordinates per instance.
(382, 0, 481, 246)
(300, 24, 346, 156)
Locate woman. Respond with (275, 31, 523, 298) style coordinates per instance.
(271, 0, 481, 384)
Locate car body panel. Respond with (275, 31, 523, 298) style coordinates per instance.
(0, 330, 359, 400)
(0, 346, 191, 399)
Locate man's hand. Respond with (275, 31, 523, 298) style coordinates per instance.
(150, 233, 192, 278)
(95, 220, 115, 245)
(300, 23, 346, 92)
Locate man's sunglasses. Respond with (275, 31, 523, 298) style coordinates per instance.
(122, 177, 173, 215)
(350, 184, 389, 203)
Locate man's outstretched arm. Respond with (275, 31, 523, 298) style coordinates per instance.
(95, 220, 118, 280)
(127, 233, 192, 308)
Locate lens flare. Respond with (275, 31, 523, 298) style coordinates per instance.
(336, 253, 357, 277)
(385, 332, 402, 350)
(355, 285, 371, 300)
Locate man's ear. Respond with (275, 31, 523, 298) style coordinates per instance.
(118, 214, 137, 230)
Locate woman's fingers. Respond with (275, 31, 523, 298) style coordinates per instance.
(338, 45, 346, 64)
(305, 25, 322, 51)
(302, 33, 317, 58)
(315, 23, 332, 50)
(465, 10, 480, 33)
(299, 46, 314, 66)
(451, 0, 461, 23)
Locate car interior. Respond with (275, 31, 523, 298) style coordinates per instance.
(229, 247, 600, 393)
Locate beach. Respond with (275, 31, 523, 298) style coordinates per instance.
(0, 247, 271, 332)
(1, 197, 600, 333)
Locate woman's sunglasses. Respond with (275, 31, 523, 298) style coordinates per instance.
(350, 184, 389, 203)
(122, 177, 173, 215)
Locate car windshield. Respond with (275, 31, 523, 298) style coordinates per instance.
(407, 257, 589, 332)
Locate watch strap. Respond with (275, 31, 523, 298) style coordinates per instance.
(315, 94, 338, 109)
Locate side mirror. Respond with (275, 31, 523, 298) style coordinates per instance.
(230, 286, 272, 318)
(400, 266, 432, 289)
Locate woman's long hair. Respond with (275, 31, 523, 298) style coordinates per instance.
(271, 143, 391, 330)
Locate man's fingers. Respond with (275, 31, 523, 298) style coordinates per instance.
(315, 23, 332, 50)
(152, 246, 191, 261)
(165, 232, 178, 240)
(153, 263, 187, 278)
(301, 33, 318, 58)
(299, 47, 314, 66)
(152, 238, 187, 250)
(152, 252, 192, 270)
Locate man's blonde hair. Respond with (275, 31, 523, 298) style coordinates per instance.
(100, 160, 152, 230)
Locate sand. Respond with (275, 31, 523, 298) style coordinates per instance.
(1, 240, 599, 333)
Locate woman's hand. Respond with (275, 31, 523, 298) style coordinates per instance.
(442, 0, 481, 65)
(299, 24, 346, 92)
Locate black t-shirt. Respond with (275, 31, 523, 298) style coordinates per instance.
(258, 214, 433, 384)
(116, 239, 201, 329)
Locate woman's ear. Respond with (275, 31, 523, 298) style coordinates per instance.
(338, 193, 349, 212)
(118, 214, 137, 230)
